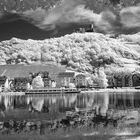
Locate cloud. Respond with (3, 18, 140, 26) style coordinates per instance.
(21, 0, 140, 34)
(120, 5, 140, 28)
(22, 0, 92, 30)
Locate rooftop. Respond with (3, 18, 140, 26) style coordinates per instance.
(0, 64, 66, 80)
(58, 72, 75, 77)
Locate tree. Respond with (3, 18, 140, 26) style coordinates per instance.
(97, 68, 108, 88)
(32, 75, 44, 89)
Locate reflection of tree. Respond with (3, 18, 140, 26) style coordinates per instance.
(27, 97, 45, 112)
(63, 95, 77, 107)
(2, 94, 139, 135)
(100, 93, 109, 116)
(79, 93, 109, 116)
(4, 96, 14, 110)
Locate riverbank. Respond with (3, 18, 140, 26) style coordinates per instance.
(0, 92, 25, 96)
(0, 88, 140, 96)
(81, 88, 140, 94)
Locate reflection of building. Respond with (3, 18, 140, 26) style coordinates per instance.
(75, 93, 109, 116)
(2, 92, 140, 120)
(109, 93, 135, 109)
(57, 72, 75, 88)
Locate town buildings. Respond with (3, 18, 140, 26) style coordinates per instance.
(0, 64, 89, 92)
(1, 64, 140, 92)
(57, 72, 88, 88)
(57, 72, 75, 88)
(107, 70, 140, 88)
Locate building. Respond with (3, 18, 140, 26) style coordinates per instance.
(74, 74, 86, 88)
(42, 71, 49, 78)
(13, 77, 30, 92)
(107, 75, 114, 88)
(0, 64, 66, 91)
(57, 72, 75, 88)
(74, 24, 95, 33)
(131, 71, 140, 87)
(42, 71, 52, 87)
(43, 78, 51, 87)
(106, 70, 140, 88)
(0, 76, 8, 92)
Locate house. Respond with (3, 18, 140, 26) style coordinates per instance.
(107, 75, 114, 88)
(13, 77, 30, 92)
(131, 71, 140, 87)
(74, 74, 86, 88)
(43, 77, 51, 87)
(57, 72, 75, 88)
(42, 71, 52, 87)
(0, 76, 8, 92)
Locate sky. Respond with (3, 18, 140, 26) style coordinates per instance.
(0, 0, 140, 41)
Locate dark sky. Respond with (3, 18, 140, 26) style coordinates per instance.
(0, 13, 90, 41)
(0, 17, 53, 41)
(0, 0, 139, 41)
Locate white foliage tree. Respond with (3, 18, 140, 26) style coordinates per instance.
(97, 68, 108, 88)
(32, 75, 44, 89)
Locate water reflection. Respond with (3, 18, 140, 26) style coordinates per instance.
(1, 92, 140, 137)
(109, 92, 140, 109)
(0, 92, 140, 120)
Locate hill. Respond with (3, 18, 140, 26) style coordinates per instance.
(0, 32, 140, 73)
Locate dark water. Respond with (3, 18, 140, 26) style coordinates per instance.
(0, 92, 140, 140)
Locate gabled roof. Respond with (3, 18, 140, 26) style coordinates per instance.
(58, 72, 75, 77)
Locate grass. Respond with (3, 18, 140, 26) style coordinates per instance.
(0, 64, 66, 80)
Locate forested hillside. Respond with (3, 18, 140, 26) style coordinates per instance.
(0, 32, 139, 73)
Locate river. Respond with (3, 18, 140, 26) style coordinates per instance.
(0, 92, 140, 140)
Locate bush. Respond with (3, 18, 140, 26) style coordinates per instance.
(32, 75, 44, 89)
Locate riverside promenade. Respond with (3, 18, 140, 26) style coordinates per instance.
(1, 87, 140, 96)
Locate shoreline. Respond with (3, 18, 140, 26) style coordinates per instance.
(0, 88, 140, 96)
(0, 92, 25, 96)
(80, 88, 140, 94)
